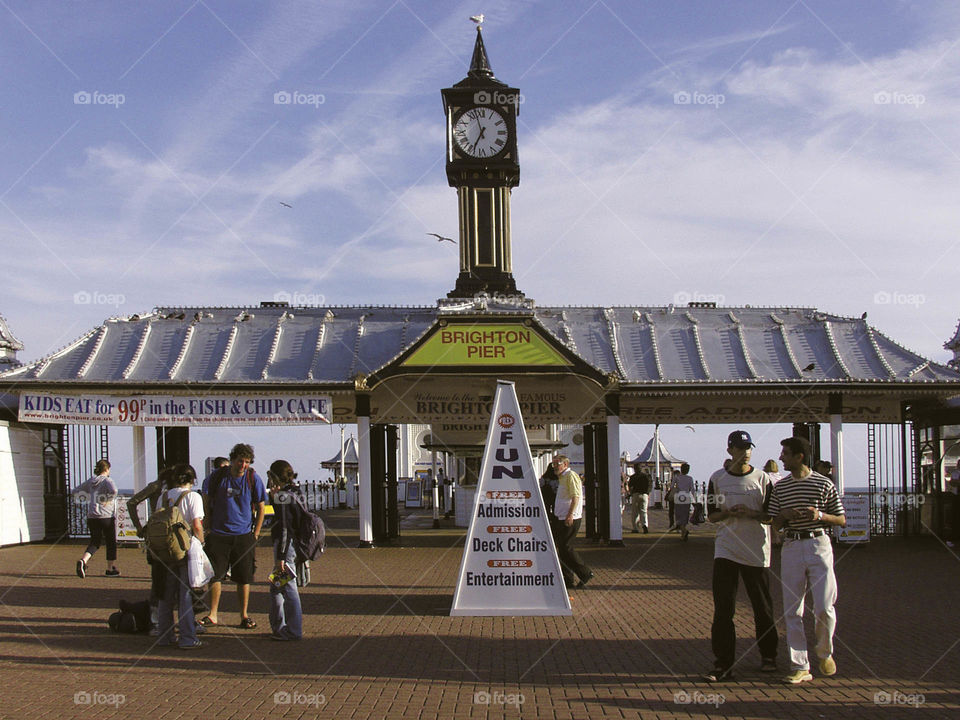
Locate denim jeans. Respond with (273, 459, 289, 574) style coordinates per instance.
(269, 541, 302, 639)
(157, 563, 198, 647)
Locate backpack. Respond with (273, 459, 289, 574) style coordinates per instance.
(290, 491, 326, 561)
(691, 502, 706, 525)
(143, 491, 192, 565)
(107, 599, 151, 633)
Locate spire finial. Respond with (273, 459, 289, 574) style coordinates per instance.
(467, 16, 495, 80)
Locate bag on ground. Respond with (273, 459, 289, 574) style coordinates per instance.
(143, 491, 192, 566)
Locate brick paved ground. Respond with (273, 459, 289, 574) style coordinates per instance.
(1, 505, 958, 719)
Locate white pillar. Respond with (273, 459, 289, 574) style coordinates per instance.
(132, 426, 147, 492)
(357, 416, 373, 546)
(431, 449, 440, 524)
(607, 414, 623, 542)
(830, 413, 844, 495)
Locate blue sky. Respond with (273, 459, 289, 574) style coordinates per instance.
(3, 1, 959, 485)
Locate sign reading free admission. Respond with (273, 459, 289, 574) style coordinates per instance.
(450, 380, 571, 616)
(18, 391, 332, 426)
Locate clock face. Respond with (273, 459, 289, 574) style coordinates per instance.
(452, 107, 509, 158)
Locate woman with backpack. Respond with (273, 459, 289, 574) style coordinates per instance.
(72, 459, 121, 578)
(267, 460, 303, 641)
(156, 464, 205, 649)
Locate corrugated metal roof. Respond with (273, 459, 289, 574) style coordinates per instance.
(1, 303, 958, 386)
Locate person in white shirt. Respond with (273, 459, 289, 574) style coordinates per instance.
(702, 431, 777, 683)
(156, 464, 205, 649)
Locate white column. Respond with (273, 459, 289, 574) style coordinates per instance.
(431, 449, 440, 524)
(132, 426, 147, 492)
(607, 414, 623, 542)
(357, 416, 373, 546)
(830, 413, 844, 495)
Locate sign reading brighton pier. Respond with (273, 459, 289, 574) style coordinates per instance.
(450, 380, 570, 616)
(403, 323, 571, 366)
(18, 391, 332, 426)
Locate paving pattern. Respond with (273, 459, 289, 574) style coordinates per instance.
(1, 505, 958, 719)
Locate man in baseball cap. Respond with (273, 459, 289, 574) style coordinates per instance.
(727, 430, 756, 449)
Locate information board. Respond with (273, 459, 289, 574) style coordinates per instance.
(450, 380, 571, 616)
(837, 493, 870, 544)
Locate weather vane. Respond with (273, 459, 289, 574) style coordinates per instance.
(470, 14, 484, 29)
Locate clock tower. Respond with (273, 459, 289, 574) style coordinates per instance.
(442, 25, 522, 299)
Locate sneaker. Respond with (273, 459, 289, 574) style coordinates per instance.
(270, 633, 288, 641)
(947, 541, 956, 548)
(819, 656, 837, 676)
(105, 568, 120, 577)
(702, 666, 735, 683)
(783, 669, 813, 684)
(148, 625, 160, 637)
(76, 560, 86, 579)
(760, 658, 778, 673)
(179, 640, 204, 650)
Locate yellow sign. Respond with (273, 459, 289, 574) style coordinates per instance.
(403, 324, 571, 366)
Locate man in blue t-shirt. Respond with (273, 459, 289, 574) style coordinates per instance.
(200, 443, 267, 629)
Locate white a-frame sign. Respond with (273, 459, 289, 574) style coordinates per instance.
(450, 380, 571, 616)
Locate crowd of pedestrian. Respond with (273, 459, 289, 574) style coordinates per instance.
(75, 431, 853, 679)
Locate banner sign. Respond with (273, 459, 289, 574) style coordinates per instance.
(403, 323, 571, 366)
(451, 380, 571, 616)
(837, 494, 870, 544)
(18, 392, 332, 427)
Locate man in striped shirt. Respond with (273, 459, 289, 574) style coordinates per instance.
(768, 436, 846, 685)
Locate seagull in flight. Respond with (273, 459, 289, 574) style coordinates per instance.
(279, 201, 293, 208)
(427, 232, 456, 244)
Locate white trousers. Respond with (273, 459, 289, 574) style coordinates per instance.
(780, 534, 838, 671)
(630, 493, 649, 531)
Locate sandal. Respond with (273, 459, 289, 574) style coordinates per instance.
(198, 616, 219, 627)
(239, 617, 257, 629)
